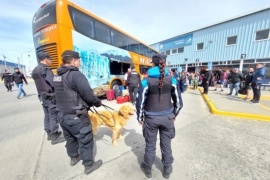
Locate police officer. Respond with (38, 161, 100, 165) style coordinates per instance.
(32, 52, 65, 145)
(126, 65, 140, 105)
(1, 69, 13, 92)
(136, 53, 183, 179)
(202, 67, 212, 94)
(53, 50, 102, 175)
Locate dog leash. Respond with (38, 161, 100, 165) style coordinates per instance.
(89, 104, 116, 127)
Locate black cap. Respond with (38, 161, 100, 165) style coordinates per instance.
(61, 50, 80, 59)
(151, 53, 167, 66)
(37, 52, 51, 61)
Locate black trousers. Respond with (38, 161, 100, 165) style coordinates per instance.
(4, 81, 12, 91)
(58, 113, 94, 166)
(251, 83, 261, 102)
(42, 99, 59, 135)
(129, 85, 138, 103)
(142, 113, 175, 167)
(202, 81, 209, 94)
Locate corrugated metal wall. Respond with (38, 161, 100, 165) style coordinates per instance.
(154, 8, 270, 66)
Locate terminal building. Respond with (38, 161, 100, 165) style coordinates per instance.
(151, 7, 270, 79)
(0, 59, 26, 76)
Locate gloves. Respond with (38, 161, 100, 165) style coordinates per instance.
(94, 99, 101, 107)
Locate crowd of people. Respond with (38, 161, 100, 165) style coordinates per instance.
(167, 63, 267, 104)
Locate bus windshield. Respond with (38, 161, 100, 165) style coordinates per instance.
(32, 0, 56, 33)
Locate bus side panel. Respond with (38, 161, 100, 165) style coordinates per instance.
(57, 24, 73, 61)
(128, 51, 152, 72)
(72, 30, 131, 89)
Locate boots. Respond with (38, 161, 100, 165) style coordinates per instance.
(84, 160, 103, 175)
(51, 131, 66, 145)
(47, 132, 52, 141)
(162, 165, 173, 179)
(140, 162, 152, 178)
(70, 156, 80, 166)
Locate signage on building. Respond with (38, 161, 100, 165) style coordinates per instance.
(159, 33, 193, 51)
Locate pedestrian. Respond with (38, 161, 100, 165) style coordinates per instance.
(1, 69, 13, 92)
(126, 65, 140, 105)
(136, 53, 183, 179)
(243, 67, 254, 100)
(251, 63, 268, 103)
(179, 71, 186, 93)
(124, 68, 131, 86)
(32, 52, 66, 145)
(213, 68, 224, 91)
(202, 67, 212, 94)
(13, 67, 28, 99)
(227, 68, 243, 96)
(53, 50, 102, 175)
(193, 72, 199, 89)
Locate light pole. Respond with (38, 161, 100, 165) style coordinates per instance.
(240, 54, 246, 72)
(20, 51, 31, 75)
(3, 55, 7, 70)
(28, 54, 31, 72)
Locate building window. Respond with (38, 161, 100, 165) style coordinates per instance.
(178, 47, 184, 53)
(166, 50, 170, 55)
(227, 36, 237, 45)
(197, 43, 204, 50)
(255, 29, 270, 41)
(172, 49, 177, 54)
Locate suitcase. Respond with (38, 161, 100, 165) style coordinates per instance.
(122, 89, 129, 96)
(116, 96, 126, 104)
(124, 95, 130, 102)
(106, 89, 115, 101)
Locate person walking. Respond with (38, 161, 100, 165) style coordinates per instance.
(243, 67, 254, 100)
(124, 68, 131, 86)
(53, 50, 102, 175)
(32, 52, 66, 145)
(13, 67, 28, 99)
(1, 69, 13, 92)
(227, 68, 243, 96)
(127, 65, 140, 105)
(202, 67, 212, 94)
(251, 63, 267, 103)
(213, 68, 224, 91)
(136, 53, 183, 179)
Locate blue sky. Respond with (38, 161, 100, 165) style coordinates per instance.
(0, 0, 269, 71)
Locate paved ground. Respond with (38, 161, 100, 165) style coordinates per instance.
(0, 81, 270, 180)
(199, 86, 270, 117)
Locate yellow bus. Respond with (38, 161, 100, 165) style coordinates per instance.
(32, 0, 157, 95)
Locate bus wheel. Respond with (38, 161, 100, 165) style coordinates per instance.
(111, 80, 122, 89)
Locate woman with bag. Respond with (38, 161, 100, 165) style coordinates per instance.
(243, 67, 254, 100)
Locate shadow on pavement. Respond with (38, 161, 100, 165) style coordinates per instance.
(124, 129, 164, 174)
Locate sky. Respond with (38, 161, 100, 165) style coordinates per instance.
(0, 0, 269, 71)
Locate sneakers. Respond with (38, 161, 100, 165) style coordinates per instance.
(47, 132, 52, 141)
(220, 89, 224, 92)
(51, 131, 66, 145)
(227, 93, 232, 95)
(140, 162, 152, 178)
(84, 160, 103, 175)
(70, 156, 81, 166)
(252, 101, 259, 104)
(213, 89, 217, 91)
(162, 165, 173, 179)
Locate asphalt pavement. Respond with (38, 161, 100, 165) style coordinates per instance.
(0, 81, 270, 180)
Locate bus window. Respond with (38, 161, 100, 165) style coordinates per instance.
(129, 38, 140, 55)
(111, 29, 128, 50)
(68, 6, 94, 39)
(140, 65, 151, 74)
(32, 1, 56, 33)
(110, 61, 129, 75)
(95, 21, 110, 44)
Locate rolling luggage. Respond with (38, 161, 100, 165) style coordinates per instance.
(106, 90, 115, 101)
(116, 96, 126, 104)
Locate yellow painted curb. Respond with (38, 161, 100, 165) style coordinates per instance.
(198, 88, 270, 122)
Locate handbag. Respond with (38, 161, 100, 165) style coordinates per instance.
(238, 86, 247, 95)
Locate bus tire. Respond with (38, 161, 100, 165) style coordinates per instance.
(111, 80, 122, 89)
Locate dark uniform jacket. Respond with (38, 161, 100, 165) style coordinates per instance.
(136, 66, 183, 121)
(127, 70, 140, 86)
(244, 72, 253, 86)
(228, 72, 243, 84)
(2, 72, 13, 82)
(53, 66, 101, 113)
(13, 72, 27, 84)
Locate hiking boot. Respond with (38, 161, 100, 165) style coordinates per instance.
(47, 132, 52, 141)
(51, 132, 66, 145)
(70, 156, 80, 166)
(162, 165, 173, 179)
(84, 160, 103, 175)
(140, 162, 152, 178)
(252, 101, 259, 104)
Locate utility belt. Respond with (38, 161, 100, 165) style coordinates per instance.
(76, 108, 88, 117)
